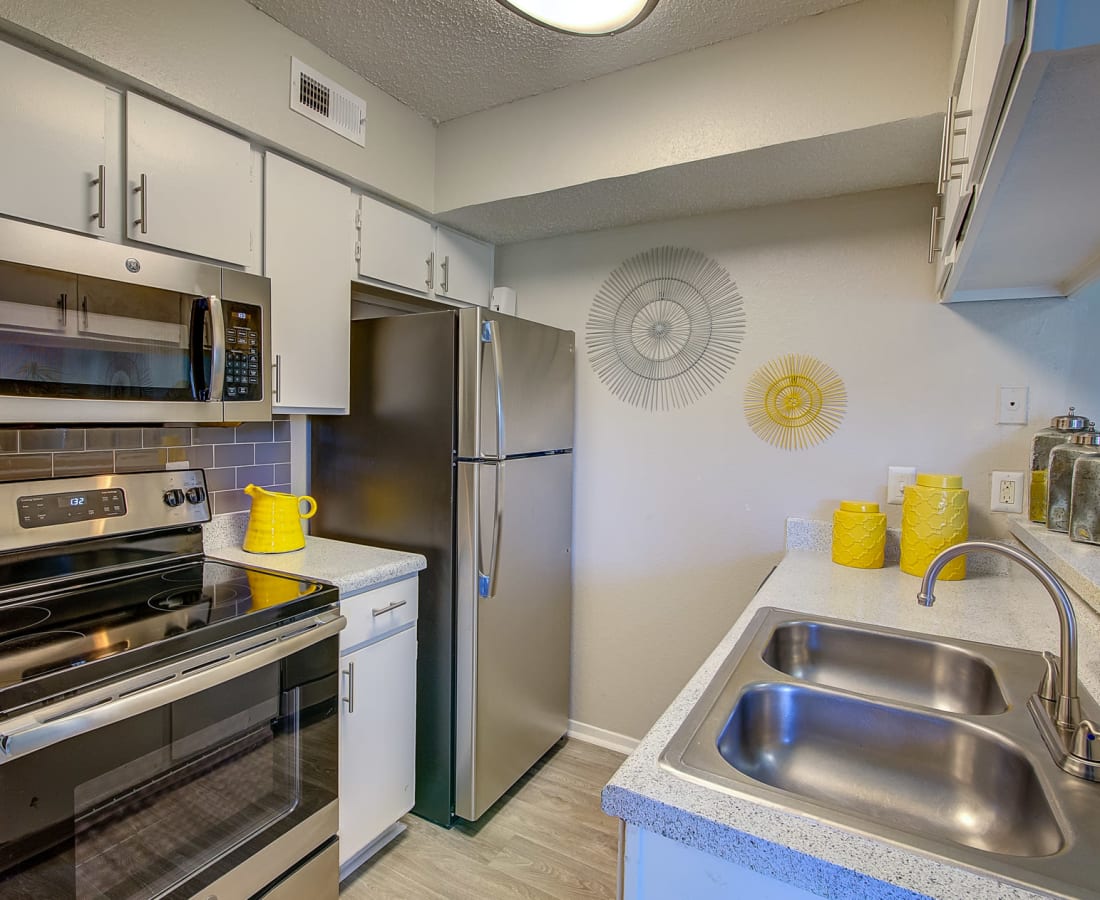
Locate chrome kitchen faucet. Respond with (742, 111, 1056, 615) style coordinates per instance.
(919, 540, 1097, 780)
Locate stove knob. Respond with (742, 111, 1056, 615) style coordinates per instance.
(163, 489, 185, 508)
(186, 486, 207, 504)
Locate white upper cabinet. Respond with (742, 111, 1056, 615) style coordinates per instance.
(357, 194, 435, 295)
(264, 153, 354, 414)
(434, 226, 493, 307)
(0, 42, 108, 237)
(936, 1, 1100, 302)
(126, 93, 254, 265)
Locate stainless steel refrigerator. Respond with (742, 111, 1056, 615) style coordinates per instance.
(310, 307, 574, 825)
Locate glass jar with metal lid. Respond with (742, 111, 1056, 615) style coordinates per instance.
(1030, 407, 1090, 522)
(1047, 423, 1100, 533)
(1070, 455, 1100, 545)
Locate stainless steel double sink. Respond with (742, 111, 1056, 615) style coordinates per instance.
(661, 608, 1100, 898)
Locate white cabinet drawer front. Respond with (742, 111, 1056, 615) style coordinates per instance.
(0, 41, 107, 236)
(126, 93, 253, 265)
(357, 195, 434, 294)
(340, 577, 418, 652)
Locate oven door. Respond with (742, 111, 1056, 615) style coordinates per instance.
(0, 612, 342, 900)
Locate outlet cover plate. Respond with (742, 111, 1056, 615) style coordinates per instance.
(888, 466, 918, 504)
(991, 470, 1025, 513)
(998, 386, 1029, 424)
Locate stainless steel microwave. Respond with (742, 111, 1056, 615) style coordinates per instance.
(0, 219, 271, 424)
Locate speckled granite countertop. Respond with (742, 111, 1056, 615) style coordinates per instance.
(602, 541, 1100, 900)
(204, 513, 425, 596)
(1010, 516, 1100, 616)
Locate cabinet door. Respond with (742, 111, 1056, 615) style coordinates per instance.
(435, 226, 493, 307)
(264, 154, 354, 413)
(126, 93, 253, 265)
(357, 195, 434, 294)
(338, 625, 417, 868)
(963, 0, 1027, 190)
(0, 42, 107, 236)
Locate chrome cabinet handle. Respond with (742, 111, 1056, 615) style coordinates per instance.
(372, 599, 408, 617)
(81, 296, 89, 330)
(937, 98, 951, 195)
(440, 255, 450, 293)
(91, 164, 106, 230)
(56, 293, 67, 326)
(425, 252, 434, 290)
(927, 205, 944, 264)
(343, 660, 355, 714)
(133, 173, 147, 233)
(273, 354, 282, 404)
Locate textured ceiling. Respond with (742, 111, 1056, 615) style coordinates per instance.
(246, 0, 863, 122)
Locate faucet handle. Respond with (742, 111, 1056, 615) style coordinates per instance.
(1039, 651, 1061, 703)
(1071, 720, 1097, 761)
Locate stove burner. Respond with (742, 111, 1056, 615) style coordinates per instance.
(0, 606, 51, 636)
(0, 630, 85, 652)
(149, 587, 218, 611)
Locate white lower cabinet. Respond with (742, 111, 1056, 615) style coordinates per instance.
(338, 577, 418, 877)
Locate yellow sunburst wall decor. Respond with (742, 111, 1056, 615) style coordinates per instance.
(743, 354, 847, 450)
(586, 246, 747, 411)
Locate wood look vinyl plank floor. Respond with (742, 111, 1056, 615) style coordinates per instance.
(340, 738, 625, 899)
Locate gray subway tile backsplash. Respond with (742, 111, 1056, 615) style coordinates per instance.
(19, 428, 84, 452)
(0, 422, 295, 516)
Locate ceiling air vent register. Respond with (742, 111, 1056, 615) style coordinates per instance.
(289, 57, 366, 146)
(586, 246, 746, 411)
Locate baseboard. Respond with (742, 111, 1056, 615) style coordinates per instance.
(339, 821, 406, 883)
(567, 719, 639, 755)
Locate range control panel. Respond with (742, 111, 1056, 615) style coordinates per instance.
(18, 488, 127, 528)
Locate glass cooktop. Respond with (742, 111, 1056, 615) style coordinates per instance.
(0, 559, 336, 717)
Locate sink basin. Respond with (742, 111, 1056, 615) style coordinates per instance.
(661, 608, 1100, 898)
(762, 620, 1007, 714)
(720, 683, 1061, 857)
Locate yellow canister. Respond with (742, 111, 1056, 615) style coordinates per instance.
(832, 501, 887, 569)
(900, 473, 969, 580)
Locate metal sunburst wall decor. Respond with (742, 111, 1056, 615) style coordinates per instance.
(743, 354, 847, 451)
(586, 246, 747, 411)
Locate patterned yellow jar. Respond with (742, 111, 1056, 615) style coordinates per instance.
(832, 501, 887, 569)
(900, 473, 969, 580)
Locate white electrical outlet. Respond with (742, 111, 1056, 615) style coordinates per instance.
(887, 466, 917, 504)
(997, 386, 1029, 424)
(991, 470, 1025, 513)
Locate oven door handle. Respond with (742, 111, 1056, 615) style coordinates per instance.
(0, 611, 345, 765)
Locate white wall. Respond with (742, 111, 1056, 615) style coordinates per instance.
(0, 0, 436, 211)
(436, 0, 951, 212)
(495, 185, 1100, 741)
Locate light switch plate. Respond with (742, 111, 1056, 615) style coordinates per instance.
(888, 466, 917, 504)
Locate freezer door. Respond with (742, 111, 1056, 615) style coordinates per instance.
(454, 454, 573, 821)
(458, 308, 575, 458)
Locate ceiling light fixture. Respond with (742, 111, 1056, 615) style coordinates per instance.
(496, 0, 658, 36)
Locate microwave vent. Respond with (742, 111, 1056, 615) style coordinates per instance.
(290, 58, 366, 146)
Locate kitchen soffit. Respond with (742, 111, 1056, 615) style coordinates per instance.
(245, 0, 863, 122)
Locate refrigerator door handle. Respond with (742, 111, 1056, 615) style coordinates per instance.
(481, 319, 507, 459)
(478, 461, 506, 599)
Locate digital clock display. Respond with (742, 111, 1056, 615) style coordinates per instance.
(69, 496, 85, 507)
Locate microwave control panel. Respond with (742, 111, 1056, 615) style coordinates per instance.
(223, 301, 262, 401)
(17, 488, 127, 528)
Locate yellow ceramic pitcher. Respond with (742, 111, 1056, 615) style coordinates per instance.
(242, 483, 317, 553)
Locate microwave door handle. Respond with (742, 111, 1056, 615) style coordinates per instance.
(479, 461, 505, 600)
(207, 294, 226, 401)
(481, 318, 506, 459)
(189, 296, 211, 400)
